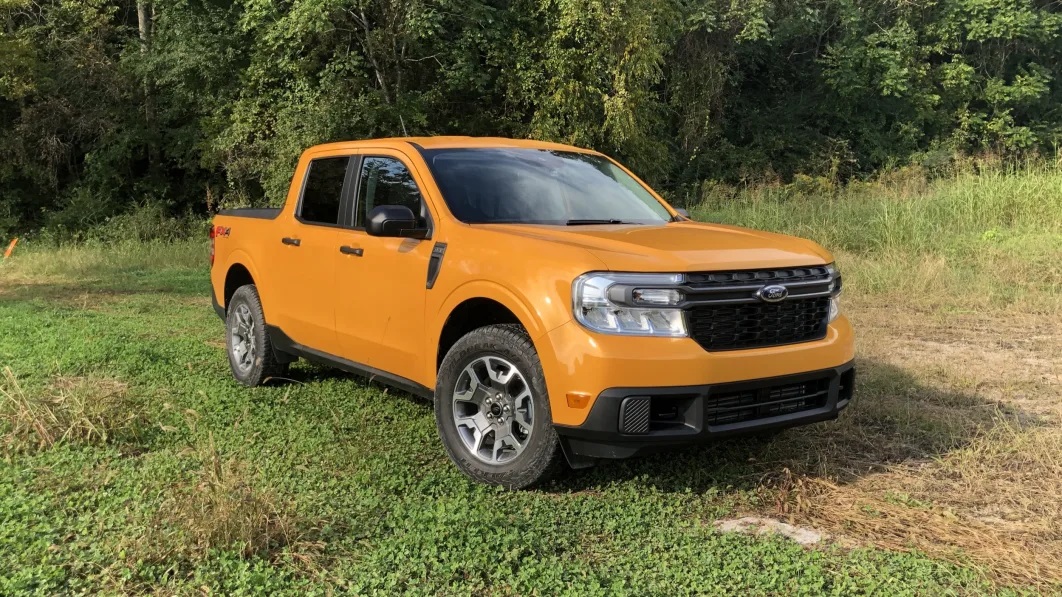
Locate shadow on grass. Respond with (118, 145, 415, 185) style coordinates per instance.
(550, 358, 1034, 493)
(279, 357, 1032, 497)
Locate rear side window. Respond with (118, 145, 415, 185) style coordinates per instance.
(299, 157, 349, 225)
(355, 157, 426, 227)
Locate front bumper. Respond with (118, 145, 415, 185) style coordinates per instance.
(554, 361, 855, 467)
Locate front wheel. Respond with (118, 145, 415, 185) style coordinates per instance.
(435, 324, 563, 488)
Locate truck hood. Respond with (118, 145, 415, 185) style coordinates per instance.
(476, 221, 833, 272)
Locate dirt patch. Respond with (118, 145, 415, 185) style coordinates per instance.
(714, 516, 832, 546)
(758, 301, 1062, 589)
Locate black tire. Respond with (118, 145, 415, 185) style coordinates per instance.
(225, 284, 288, 387)
(435, 324, 563, 489)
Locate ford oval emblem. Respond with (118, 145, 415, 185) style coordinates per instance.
(757, 284, 789, 303)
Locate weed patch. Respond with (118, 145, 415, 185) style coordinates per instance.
(143, 434, 306, 565)
(0, 368, 146, 452)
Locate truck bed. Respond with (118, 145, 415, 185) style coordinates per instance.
(217, 207, 281, 220)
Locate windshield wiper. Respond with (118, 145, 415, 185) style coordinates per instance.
(565, 219, 636, 226)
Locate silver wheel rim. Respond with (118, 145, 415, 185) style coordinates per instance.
(451, 355, 534, 465)
(230, 303, 256, 373)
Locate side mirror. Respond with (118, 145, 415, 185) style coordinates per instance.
(366, 205, 428, 238)
(674, 208, 691, 220)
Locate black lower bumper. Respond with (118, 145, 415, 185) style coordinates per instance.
(555, 361, 855, 468)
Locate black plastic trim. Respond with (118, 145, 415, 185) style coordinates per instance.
(426, 242, 447, 289)
(217, 208, 281, 219)
(212, 291, 225, 320)
(265, 325, 434, 399)
(555, 361, 855, 464)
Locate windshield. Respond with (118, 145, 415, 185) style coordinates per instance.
(419, 148, 672, 225)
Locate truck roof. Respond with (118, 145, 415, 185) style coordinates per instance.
(306, 136, 596, 154)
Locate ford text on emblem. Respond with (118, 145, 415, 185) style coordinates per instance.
(757, 284, 789, 303)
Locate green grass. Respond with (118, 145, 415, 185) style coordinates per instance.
(3, 165, 1059, 593)
(0, 272, 1001, 594)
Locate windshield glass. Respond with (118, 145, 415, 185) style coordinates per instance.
(419, 148, 672, 225)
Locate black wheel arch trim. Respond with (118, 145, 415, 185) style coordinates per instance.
(265, 324, 434, 399)
(212, 290, 226, 320)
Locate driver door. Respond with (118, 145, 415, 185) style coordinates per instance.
(334, 150, 436, 383)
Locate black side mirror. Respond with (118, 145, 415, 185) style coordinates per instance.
(674, 208, 691, 220)
(366, 205, 429, 238)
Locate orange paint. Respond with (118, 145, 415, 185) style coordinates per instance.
(3, 238, 16, 259)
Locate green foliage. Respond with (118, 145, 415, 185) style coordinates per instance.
(2, 0, 1062, 233)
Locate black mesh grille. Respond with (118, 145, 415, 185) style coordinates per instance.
(706, 377, 830, 426)
(686, 266, 831, 288)
(619, 397, 651, 434)
(687, 296, 830, 351)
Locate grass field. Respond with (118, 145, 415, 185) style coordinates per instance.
(1, 165, 1060, 594)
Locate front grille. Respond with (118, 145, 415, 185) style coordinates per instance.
(686, 266, 831, 288)
(705, 376, 830, 426)
(688, 296, 829, 351)
(681, 266, 836, 351)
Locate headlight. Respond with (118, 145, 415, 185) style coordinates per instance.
(827, 263, 842, 323)
(572, 273, 687, 336)
(829, 296, 840, 323)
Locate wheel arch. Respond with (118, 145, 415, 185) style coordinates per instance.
(431, 281, 560, 383)
(217, 250, 264, 310)
(223, 263, 255, 308)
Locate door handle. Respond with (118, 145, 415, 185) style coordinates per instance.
(281, 237, 301, 247)
(339, 245, 364, 256)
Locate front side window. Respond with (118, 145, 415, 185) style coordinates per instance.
(299, 156, 349, 225)
(420, 148, 672, 225)
(355, 156, 426, 227)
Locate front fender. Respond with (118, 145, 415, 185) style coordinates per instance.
(426, 279, 570, 387)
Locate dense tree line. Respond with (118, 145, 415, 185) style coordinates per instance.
(1, 0, 1060, 234)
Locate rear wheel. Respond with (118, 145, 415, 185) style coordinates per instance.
(435, 324, 563, 488)
(225, 284, 288, 386)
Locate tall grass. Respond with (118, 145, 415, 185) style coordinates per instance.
(691, 163, 1062, 311)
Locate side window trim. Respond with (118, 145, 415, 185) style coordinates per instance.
(294, 155, 359, 229)
(351, 154, 434, 234)
(339, 155, 362, 229)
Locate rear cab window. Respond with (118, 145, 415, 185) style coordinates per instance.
(298, 156, 350, 226)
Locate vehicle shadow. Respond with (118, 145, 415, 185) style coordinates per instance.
(547, 358, 1036, 494)
(276, 356, 1034, 494)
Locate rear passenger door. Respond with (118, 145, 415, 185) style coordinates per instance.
(334, 151, 435, 383)
(269, 154, 354, 355)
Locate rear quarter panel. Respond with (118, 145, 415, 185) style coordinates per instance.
(210, 215, 282, 318)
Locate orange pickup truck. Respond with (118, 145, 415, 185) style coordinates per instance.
(210, 137, 855, 488)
